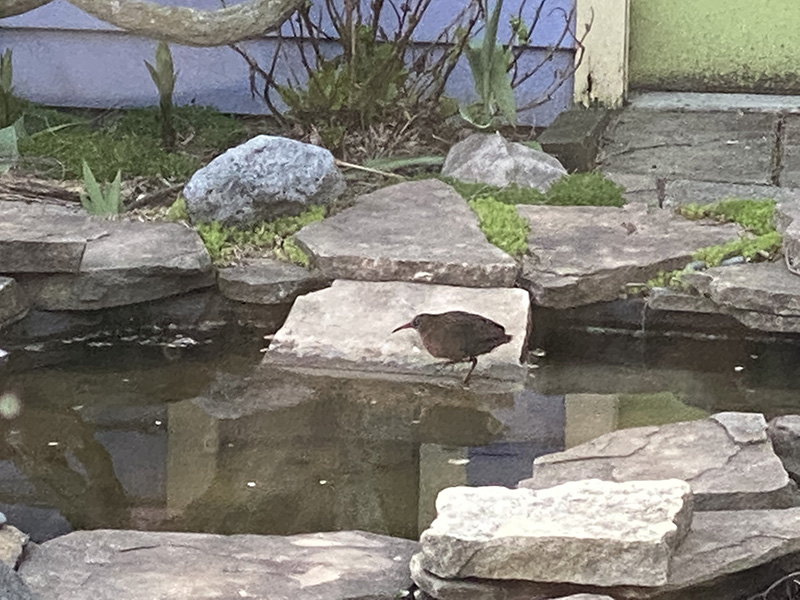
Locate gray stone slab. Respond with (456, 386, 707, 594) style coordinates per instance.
(682, 262, 800, 332)
(781, 115, 800, 188)
(217, 258, 331, 305)
(0, 561, 36, 600)
(18, 529, 417, 600)
(769, 415, 800, 482)
(776, 201, 800, 273)
(264, 280, 530, 383)
(419, 480, 692, 587)
(411, 507, 800, 600)
(0, 201, 95, 273)
(598, 110, 774, 184)
(0, 525, 27, 569)
(519, 412, 799, 511)
(15, 220, 214, 310)
(538, 108, 612, 173)
(601, 171, 660, 206)
(0, 277, 28, 329)
(294, 179, 520, 288)
(664, 179, 800, 208)
(629, 91, 800, 113)
(517, 203, 741, 308)
(646, 287, 720, 314)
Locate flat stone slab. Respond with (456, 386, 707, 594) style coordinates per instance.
(419, 479, 692, 587)
(519, 412, 799, 511)
(9, 224, 213, 311)
(0, 277, 28, 329)
(294, 179, 520, 288)
(776, 201, 800, 273)
(18, 529, 417, 600)
(0, 201, 92, 273)
(264, 280, 529, 383)
(411, 506, 800, 600)
(0, 525, 27, 568)
(780, 115, 800, 188)
(598, 110, 774, 184)
(217, 258, 331, 305)
(683, 261, 800, 332)
(518, 203, 742, 308)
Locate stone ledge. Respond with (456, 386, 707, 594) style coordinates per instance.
(538, 108, 613, 172)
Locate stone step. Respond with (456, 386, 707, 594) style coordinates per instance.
(0, 201, 214, 310)
(518, 202, 742, 308)
(294, 179, 519, 288)
(217, 257, 330, 305)
(263, 280, 530, 383)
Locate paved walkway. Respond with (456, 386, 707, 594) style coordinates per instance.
(597, 92, 800, 207)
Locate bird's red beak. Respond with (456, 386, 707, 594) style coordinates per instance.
(392, 321, 414, 333)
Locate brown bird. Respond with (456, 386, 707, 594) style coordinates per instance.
(392, 311, 512, 385)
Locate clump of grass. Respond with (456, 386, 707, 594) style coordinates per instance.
(19, 105, 246, 181)
(194, 206, 326, 265)
(467, 196, 529, 256)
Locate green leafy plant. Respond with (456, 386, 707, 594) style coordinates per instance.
(468, 196, 529, 256)
(461, 0, 516, 128)
(145, 42, 177, 150)
(80, 160, 122, 215)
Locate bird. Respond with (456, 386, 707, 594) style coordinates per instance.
(392, 311, 512, 385)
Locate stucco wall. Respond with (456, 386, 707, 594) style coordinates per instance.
(629, 0, 800, 93)
(0, 0, 577, 126)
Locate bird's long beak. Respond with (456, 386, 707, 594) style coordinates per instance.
(392, 322, 414, 333)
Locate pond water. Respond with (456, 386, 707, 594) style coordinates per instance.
(2, 321, 800, 544)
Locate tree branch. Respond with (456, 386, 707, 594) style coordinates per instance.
(64, 0, 303, 46)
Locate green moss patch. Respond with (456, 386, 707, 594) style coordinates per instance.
(648, 198, 782, 289)
(467, 196, 529, 256)
(190, 205, 326, 266)
(446, 172, 624, 207)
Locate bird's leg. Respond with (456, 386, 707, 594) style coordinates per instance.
(462, 357, 478, 386)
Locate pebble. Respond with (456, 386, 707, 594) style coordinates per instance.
(720, 255, 746, 266)
(685, 260, 706, 271)
(0, 511, 6, 526)
(0, 348, 8, 363)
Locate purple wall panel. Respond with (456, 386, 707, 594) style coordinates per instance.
(1, 0, 576, 125)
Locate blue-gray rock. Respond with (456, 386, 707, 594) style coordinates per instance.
(441, 133, 567, 191)
(183, 136, 345, 227)
(0, 513, 5, 526)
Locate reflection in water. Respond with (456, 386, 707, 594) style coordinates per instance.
(2, 327, 800, 542)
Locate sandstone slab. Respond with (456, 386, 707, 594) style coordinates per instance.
(776, 201, 800, 274)
(217, 258, 330, 305)
(0, 277, 27, 329)
(183, 135, 345, 227)
(682, 261, 800, 332)
(598, 110, 774, 184)
(419, 479, 692, 587)
(14, 220, 214, 311)
(18, 529, 416, 600)
(518, 203, 742, 308)
(768, 415, 800, 482)
(520, 412, 799, 511)
(411, 506, 800, 600)
(442, 133, 567, 191)
(0, 525, 27, 569)
(264, 280, 529, 383)
(294, 179, 519, 288)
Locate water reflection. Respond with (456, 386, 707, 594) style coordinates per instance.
(2, 328, 800, 543)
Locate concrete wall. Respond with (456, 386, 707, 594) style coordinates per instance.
(629, 0, 800, 93)
(0, 0, 578, 126)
